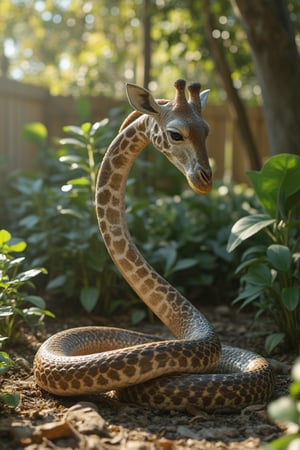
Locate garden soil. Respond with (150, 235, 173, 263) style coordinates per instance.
(0, 304, 295, 450)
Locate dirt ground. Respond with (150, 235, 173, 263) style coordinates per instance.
(0, 305, 295, 450)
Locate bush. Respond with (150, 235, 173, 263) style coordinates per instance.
(1, 118, 259, 315)
(0, 229, 51, 342)
(227, 154, 300, 352)
(264, 358, 300, 450)
(0, 228, 51, 408)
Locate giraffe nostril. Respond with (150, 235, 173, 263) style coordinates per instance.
(199, 167, 212, 185)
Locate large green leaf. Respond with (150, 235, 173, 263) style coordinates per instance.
(80, 286, 100, 313)
(267, 245, 292, 271)
(0, 229, 11, 246)
(246, 154, 300, 218)
(0, 392, 20, 407)
(227, 214, 275, 252)
(245, 263, 273, 287)
(265, 332, 285, 354)
(282, 287, 300, 311)
(22, 122, 47, 146)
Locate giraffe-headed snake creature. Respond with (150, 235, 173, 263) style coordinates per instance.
(33, 80, 274, 411)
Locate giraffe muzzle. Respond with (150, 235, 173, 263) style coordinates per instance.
(188, 166, 212, 195)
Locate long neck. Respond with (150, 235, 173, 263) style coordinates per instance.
(95, 116, 213, 340)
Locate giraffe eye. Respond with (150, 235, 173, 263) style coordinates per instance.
(168, 130, 184, 141)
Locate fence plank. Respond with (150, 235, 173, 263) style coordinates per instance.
(0, 77, 270, 181)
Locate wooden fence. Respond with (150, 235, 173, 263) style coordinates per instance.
(0, 77, 270, 183)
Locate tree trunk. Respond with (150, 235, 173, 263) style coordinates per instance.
(232, 0, 300, 155)
(142, 0, 151, 88)
(202, 0, 261, 170)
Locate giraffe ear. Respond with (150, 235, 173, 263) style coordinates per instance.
(126, 83, 161, 115)
(200, 89, 210, 109)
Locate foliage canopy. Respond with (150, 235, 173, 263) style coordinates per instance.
(2, 0, 299, 99)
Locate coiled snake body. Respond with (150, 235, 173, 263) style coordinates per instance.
(34, 81, 274, 411)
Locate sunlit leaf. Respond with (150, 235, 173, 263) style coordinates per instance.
(16, 268, 46, 281)
(81, 122, 92, 135)
(227, 214, 275, 252)
(6, 241, 27, 253)
(247, 154, 300, 217)
(22, 122, 47, 146)
(59, 138, 86, 148)
(68, 177, 90, 186)
(0, 230, 11, 246)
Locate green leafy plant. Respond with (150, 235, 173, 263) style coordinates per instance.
(2, 120, 130, 315)
(0, 229, 51, 341)
(1, 116, 260, 315)
(0, 351, 19, 407)
(129, 182, 257, 304)
(264, 358, 300, 450)
(227, 154, 300, 352)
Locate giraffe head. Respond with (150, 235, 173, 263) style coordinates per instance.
(126, 79, 212, 194)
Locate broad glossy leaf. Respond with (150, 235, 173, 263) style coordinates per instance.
(267, 245, 292, 271)
(24, 295, 46, 309)
(265, 332, 285, 353)
(59, 137, 86, 148)
(19, 214, 40, 228)
(16, 268, 46, 281)
(0, 306, 14, 317)
(80, 286, 100, 313)
(233, 284, 264, 302)
(22, 122, 47, 146)
(227, 214, 275, 252)
(172, 258, 199, 273)
(0, 392, 20, 407)
(0, 230, 11, 246)
(62, 125, 84, 135)
(131, 309, 147, 325)
(282, 287, 300, 311)
(90, 119, 109, 136)
(6, 240, 27, 253)
(81, 122, 92, 135)
(247, 153, 300, 218)
(245, 263, 272, 286)
(46, 275, 67, 290)
(68, 177, 90, 186)
(23, 307, 55, 318)
(235, 257, 261, 274)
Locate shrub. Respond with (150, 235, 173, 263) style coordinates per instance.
(0, 228, 51, 408)
(2, 117, 258, 315)
(227, 154, 300, 352)
(0, 352, 19, 407)
(0, 229, 51, 342)
(264, 358, 300, 450)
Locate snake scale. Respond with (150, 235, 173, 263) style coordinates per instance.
(33, 80, 274, 411)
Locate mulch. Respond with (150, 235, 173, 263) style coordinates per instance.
(0, 305, 296, 450)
